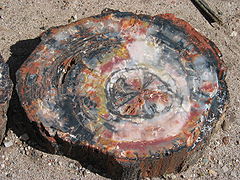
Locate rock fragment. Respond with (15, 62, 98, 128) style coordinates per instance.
(0, 54, 13, 144)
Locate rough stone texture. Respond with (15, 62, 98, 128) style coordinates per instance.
(0, 54, 13, 143)
(0, 0, 239, 180)
(16, 11, 228, 179)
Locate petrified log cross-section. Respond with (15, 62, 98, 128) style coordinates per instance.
(0, 54, 13, 144)
(16, 11, 228, 178)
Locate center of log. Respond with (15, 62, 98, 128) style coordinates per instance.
(105, 68, 173, 120)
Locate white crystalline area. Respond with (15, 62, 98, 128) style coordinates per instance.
(108, 33, 218, 142)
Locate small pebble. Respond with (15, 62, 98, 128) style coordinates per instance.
(40, 26, 46, 30)
(68, 15, 77, 23)
(5, 173, 12, 177)
(0, 163, 5, 169)
(221, 120, 229, 131)
(82, 171, 85, 177)
(25, 150, 30, 156)
(209, 155, 215, 161)
(202, 158, 209, 164)
(180, 174, 185, 178)
(19, 147, 24, 151)
(235, 140, 239, 145)
(41, 154, 47, 158)
(222, 165, 229, 173)
(230, 171, 237, 178)
(222, 136, 230, 145)
(191, 173, 198, 178)
(58, 161, 63, 166)
(20, 133, 29, 141)
(230, 31, 238, 37)
(69, 162, 75, 168)
(3, 141, 13, 148)
(85, 169, 91, 174)
(218, 160, 223, 167)
(208, 169, 218, 177)
(0, 3, 4, 9)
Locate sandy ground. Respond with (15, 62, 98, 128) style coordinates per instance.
(0, 0, 239, 179)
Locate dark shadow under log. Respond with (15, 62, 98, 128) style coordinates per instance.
(6, 38, 54, 152)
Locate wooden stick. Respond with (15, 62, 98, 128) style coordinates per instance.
(191, 0, 223, 25)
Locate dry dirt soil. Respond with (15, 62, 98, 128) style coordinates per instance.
(0, 0, 239, 180)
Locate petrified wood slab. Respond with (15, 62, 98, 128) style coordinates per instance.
(0, 54, 13, 144)
(16, 11, 228, 178)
